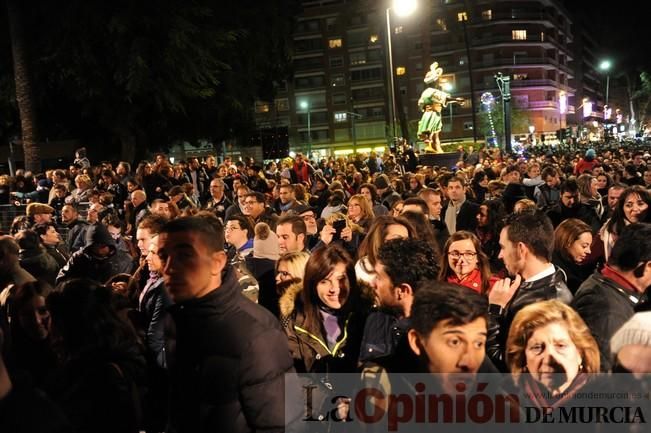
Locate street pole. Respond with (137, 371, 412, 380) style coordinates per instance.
(460, 11, 477, 143)
(307, 106, 311, 157)
(495, 73, 512, 153)
(346, 111, 362, 152)
(605, 74, 610, 106)
(386, 8, 398, 142)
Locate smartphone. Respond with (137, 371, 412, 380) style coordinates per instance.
(332, 219, 346, 242)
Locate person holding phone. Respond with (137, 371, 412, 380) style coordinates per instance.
(315, 213, 363, 258)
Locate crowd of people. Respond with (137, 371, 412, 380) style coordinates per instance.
(0, 143, 650, 432)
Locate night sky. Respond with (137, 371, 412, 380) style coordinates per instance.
(563, 0, 651, 73)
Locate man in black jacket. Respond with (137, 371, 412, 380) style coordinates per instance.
(442, 176, 479, 234)
(158, 215, 294, 432)
(60, 204, 88, 253)
(572, 223, 651, 371)
(487, 212, 573, 371)
(546, 179, 601, 231)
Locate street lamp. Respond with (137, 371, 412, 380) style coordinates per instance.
(599, 59, 612, 106)
(386, 0, 417, 142)
(300, 100, 311, 157)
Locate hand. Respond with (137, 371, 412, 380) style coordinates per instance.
(320, 224, 335, 245)
(341, 226, 353, 242)
(488, 274, 522, 308)
(111, 282, 128, 295)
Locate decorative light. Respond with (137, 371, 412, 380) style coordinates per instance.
(559, 91, 567, 114)
(393, 0, 417, 17)
(583, 99, 592, 118)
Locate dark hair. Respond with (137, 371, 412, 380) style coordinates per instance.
(6, 280, 54, 324)
(228, 214, 255, 239)
(609, 223, 651, 273)
(32, 222, 57, 240)
(46, 279, 140, 361)
(246, 191, 266, 204)
(439, 231, 493, 294)
(411, 281, 488, 336)
(402, 197, 429, 214)
(606, 186, 651, 236)
(102, 214, 123, 230)
(276, 215, 307, 236)
(478, 199, 506, 236)
(560, 179, 579, 195)
(541, 166, 558, 181)
(160, 215, 225, 253)
(377, 238, 439, 291)
(359, 183, 379, 202)
(503, 211, 554, 262)
(400, 211, 441, 257)
(300, 244, 357, 336)
(15, 229, 42, 251)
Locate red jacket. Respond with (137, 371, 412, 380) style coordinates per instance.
(446, 268, 498, 294)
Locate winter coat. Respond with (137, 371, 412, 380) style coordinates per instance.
(487, 268, 572, 371)
(19, 246, 60, 286)
(571, 270, 642, 372)
(138, 275, 173, 369)
(167, 266, 293, 433)
(56, 224, 134, 285)
(65, 219, 89, 253)
(552, 251, 595, 295)
(279, 282, 366, 375)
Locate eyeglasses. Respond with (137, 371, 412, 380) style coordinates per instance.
(447, 251, 478, 260)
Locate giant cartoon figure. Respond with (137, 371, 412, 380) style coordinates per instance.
(417, 62, 464, 153)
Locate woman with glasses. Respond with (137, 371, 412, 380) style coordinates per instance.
(438, 231, 497, 295)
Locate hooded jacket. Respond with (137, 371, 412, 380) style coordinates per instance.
(56, 224, 134, 285)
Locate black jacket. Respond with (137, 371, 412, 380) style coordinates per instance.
(138, 275, 173, 369)
(56, 224, 134, 285)
(19, 246, 60, 286)
(65, 219, 89, 253)
(571, 271, 643, 372)
(487, 268, 573, 371)
(167, 266, 294, 433)
(442, 200, 480, 233)
(546, 203, 601, 232)
(552, 251, 595, 295)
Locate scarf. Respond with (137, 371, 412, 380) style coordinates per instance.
(521, 372, 589, 409)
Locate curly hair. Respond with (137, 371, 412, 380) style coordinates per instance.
(377, 238, 439, 291)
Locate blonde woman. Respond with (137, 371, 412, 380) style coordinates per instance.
(346, 194, 375, 231)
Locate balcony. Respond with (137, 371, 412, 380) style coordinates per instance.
(528, 100, 558, 109)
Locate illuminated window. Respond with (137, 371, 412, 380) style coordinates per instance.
(482, 10, 492, 20)
(435, 18, 447, 31)
(328, 38, 342, 48)
(540, 32, 545, 42)
(396, 66, 406, 76)
(334, 112, 348, 122)
(394, 26, 403, 34)
(369, 34, 379, 43)
(255, 102, 270, 113)
(512, 30, 527, 40)
(457, 12, 468, 22)
(513, 74, 528, 80)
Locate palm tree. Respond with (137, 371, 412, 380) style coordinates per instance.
(6, 0, 40, 173)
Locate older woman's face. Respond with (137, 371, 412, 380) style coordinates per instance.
(525, 322, 582, 393)
(623, 193, 649, 223)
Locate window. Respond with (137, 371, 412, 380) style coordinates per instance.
(295, 94, 326, 109)
(351, 86, 384, 101)
(482, 9, 492, 20)
(331, 74, 345, 87)
(355, 122, 385, 139)
(350, 52, 367, 66)
(369, 34, 379, 43)
(332, 93, 347, 105)
(329, 56, 343, 68)
(415, 62, 423, 71)
(325, 17, 337, 31)
(457, 12, 468, 22)
(463, 122, 474, 130)
(328, 38, 342, 49)
(414, 41, 423, 50)
(334, 112, 348, 122)
(294, 56, 323, 71)
(435, 18, 447, 32)
(351, 68, 382, 82)
(255, 102, 270, 113)
(394, 26, 403, 34)
(294, 38, 322, 53)
(275, 98, 289, 111)
(396, 66, 406, 76)
(513, 73, 528, 80)
(295, 20, 319, 33)
(512, 30, 527, 40)
(334, 129, 350, 141)
(299, 130, 330, 142)
(459, 56, 467, 66)
(295, 75, 325, 89)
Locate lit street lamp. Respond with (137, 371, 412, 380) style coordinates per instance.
(599, 59, 612, 106)
(300, 100, 311, 156)
(386, 0, 417, 142)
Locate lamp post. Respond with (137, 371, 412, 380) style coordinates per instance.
(599, 59, 612, 106)
(300, 101, 311, 157)
(345, 111, 363, 151)
(386, 0, 417, 143)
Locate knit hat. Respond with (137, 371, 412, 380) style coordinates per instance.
(610, 311, 651, 356)
(253, 222, 279, 261)
(585, 149, 596, 161)
(374, 174, 390, 190)
(26, 203, 54, 217)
